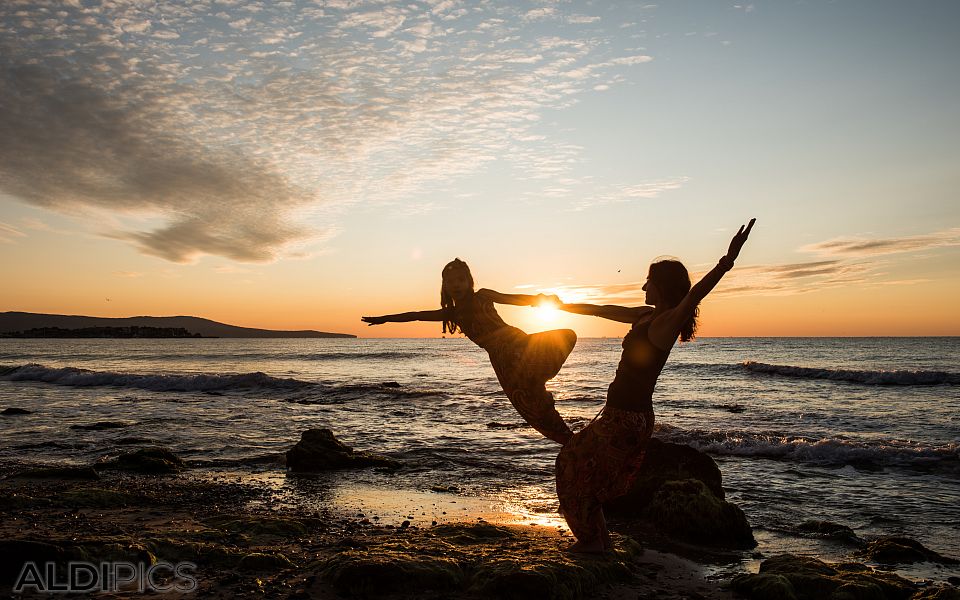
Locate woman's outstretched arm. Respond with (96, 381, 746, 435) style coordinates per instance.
(662, 218, 756, 328)
(559, 303, 653, 324)
(361, 310, 445, 325)
(476, 288, 561, 307)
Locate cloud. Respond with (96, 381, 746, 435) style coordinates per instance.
(801, 228, 960, 257)
(535, 259, 875, 303)
(0, 0, 661, 263)
(0, 61, 312, 263)
(570, 177, 690, 210)
(0, 222, 26, 244)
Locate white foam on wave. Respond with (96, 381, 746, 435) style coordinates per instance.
(1, 363, 310, 392)
(741, 361, 960, 385)
(657, 424, 960, 471)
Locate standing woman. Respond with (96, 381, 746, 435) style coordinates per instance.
(555, 219, 755, 552)
(362, 259, 577, 445)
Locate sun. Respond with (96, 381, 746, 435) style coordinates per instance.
(535, 305, 559, 322)
(534, 296, 560, 323)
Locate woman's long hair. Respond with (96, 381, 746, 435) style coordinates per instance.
(441, 259, 474, 334)
(649, 259, 698, 342)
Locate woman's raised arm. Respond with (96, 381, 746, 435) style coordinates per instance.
(361, 310, 446, 325)
(662, 218, 756, 328)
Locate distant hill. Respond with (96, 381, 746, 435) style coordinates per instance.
(0, 312, 356, 339)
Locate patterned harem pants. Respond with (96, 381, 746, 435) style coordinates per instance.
(555, 406, 654, 545)
(487, 328, 576, 445)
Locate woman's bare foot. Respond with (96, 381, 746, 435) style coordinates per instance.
(566, 540, 608, 554)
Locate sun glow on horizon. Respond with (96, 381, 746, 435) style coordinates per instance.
(534, 298, 560, 323)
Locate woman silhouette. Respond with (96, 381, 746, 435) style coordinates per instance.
(362, 259, 577, 445)
(555, 219, 755, 552)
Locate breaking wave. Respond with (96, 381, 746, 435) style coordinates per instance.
(656, 425, 960, 473)
(741, 361, 959, 386)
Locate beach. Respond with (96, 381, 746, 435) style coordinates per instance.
(0, 464, 743, 599)
(2, 336, 959, 597)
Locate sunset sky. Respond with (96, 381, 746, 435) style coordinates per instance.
(2, 0, 958, 337)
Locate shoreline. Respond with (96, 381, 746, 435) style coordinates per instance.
(0, 467, 737, 599)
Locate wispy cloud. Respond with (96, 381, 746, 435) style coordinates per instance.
(570, 177, 690, 210)
(533, 227, 960, 302)
(0, 0, 660, 263)
(801, 228, 960, 257)
(0, 222, 25, 244)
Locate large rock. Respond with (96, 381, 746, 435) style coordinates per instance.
(731, 554, 917, 600)
(97, 447, 185, 474)
(856, 537, 959, 565)
(0, 541, 77, 584)
(640, 479, 755, 548)
(286, 429, 399, 472)
(603, 438, 754, 548)
(9, 465, 101, 480)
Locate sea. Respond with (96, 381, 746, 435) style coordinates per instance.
(1, 337, 958, 580)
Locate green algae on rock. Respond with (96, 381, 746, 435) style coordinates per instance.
(604, 439, 755, 549)
(9, 465, 101, 480)
(731, 554, 917, 600)
(237, 552, 297, 572)
(203, 514, 309, 539)
(641, 478, 755, 548)
(318, 523, 643, 599)
(856, 537, 959, 565)
(97, 447, 185, 474)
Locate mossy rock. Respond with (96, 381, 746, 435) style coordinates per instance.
(732, 554, 916, 600)
(0, 540, 88, 584)
(203, 514, 307, 538)
(470, 552, 635, 600)
(145, 538, 244, 568)
(856, 537, 958, 565)
(9, 465, 100, 480)
(912, 586, 960, 600)
(795, 521, 862, 545)
(0, 493, 54, 510)
(99, 447, 185, 474)
(81, 542, 157, 566)
(640, 478, 756, 548)
(429, 522, 516, 544)
(237, 552, 296, 572)
(57, 487, 139, 508)
(320, 549, 465, 596)
(730, 573, 799, 600)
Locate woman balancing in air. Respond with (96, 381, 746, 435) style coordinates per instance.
(555, 218, 755, 553)
(362, 259, 577, 445)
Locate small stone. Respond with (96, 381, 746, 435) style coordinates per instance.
(400, 521, 410, 529)
(1, 407, 31, 415)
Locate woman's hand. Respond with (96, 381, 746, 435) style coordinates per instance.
(726, 218, 756, 262)
(536, 293, 562, 307)
(361, 316, 386, 326)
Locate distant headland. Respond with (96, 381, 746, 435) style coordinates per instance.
(0, 312, 356, 339)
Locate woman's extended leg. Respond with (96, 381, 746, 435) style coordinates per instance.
(488, 329, 577, 444)
(506, 386, 572, 445)
(521, 329, 577, 382)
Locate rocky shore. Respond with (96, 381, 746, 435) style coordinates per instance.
(1, 428, 957, 599)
